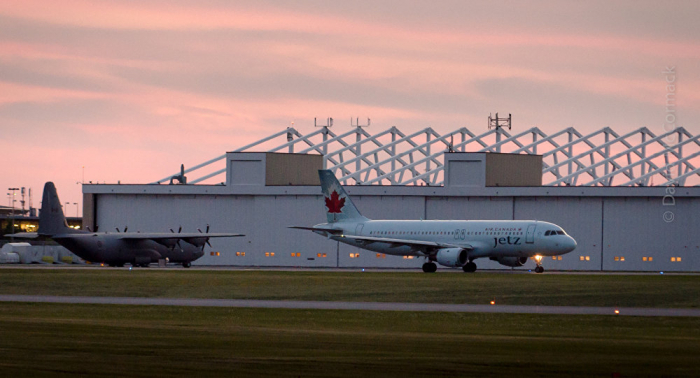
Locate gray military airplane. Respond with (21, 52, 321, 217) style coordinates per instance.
(12, 182, 243, 267)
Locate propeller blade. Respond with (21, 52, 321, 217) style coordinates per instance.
(170, 228, 174, 233)
(198, 228, 202, 233)
(115, 227, 120, 232)
(178, 226, 182, 233)
(206, 224, 210, 233)
(206, 240, 212, 248)
(124, 226, 128, 232)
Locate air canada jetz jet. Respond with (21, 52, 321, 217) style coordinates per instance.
(12, 182, 243, 267)
(292, 170, 577, 273)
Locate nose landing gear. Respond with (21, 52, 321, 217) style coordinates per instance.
(533, 255, 545, 273)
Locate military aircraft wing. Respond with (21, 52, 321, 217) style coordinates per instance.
(114, 232, 244, 240)
(337, 234, 473, 250)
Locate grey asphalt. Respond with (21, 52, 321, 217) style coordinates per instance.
(2, 294, 700, 317)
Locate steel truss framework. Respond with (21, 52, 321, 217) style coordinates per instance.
(155, 126, 700, 187)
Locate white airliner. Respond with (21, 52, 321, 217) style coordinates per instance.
(292, 170, 577, 273)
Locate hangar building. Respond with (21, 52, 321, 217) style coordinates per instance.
(82, 125, 700, 271)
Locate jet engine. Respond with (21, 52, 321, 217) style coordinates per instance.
(435, 248, 468, 267)
(492, 256, 528, 267)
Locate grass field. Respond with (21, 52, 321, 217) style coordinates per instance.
(1, 302, 699, 377)
(1, 268, 699, 308)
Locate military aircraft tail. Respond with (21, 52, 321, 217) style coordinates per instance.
(318, 170, 369, 223)
(38, 182, 76, 236)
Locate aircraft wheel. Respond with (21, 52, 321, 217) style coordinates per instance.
(422, 262, 437, 273)
(183, 262, 191, 268)
(535, 266, 544, 273)
(462, 262, 477, 273)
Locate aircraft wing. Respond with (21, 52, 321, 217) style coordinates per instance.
(337, 234, 473, 250)
(288, 226, 343, 234)
(114, 232, 244, 240)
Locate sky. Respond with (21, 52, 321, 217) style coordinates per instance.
(1, 0, 699, 210)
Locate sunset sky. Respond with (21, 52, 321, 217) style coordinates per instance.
(1, 1, 699, 209)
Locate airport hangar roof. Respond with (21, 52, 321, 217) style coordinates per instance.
(83, 125, 700, 198)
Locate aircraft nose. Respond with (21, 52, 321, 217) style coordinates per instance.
(563, 236, 577, 253)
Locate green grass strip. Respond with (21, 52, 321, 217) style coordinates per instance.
(1, 269, 699, 308)
(0, 302, 698, 377)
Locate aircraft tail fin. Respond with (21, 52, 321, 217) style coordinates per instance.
(38, 182, 72, 236)
(318, 170, 368, 223)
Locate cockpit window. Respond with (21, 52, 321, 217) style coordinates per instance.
(545, 230, 564, 236)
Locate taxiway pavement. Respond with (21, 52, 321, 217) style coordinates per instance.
(2, 294, 699, 317)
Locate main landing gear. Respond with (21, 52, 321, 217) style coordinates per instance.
(422, 262, 437, 273)
(462, 262, 477, 273)
(534, 265, 545, 273)
(182, 262, 192, 268)
(422, 260, 478, 273)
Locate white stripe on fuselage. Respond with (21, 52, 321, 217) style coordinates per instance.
(321, 220, 571, 258)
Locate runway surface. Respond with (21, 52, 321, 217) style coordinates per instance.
(2, 294, 700, 317)
(3, 265, 698, 275)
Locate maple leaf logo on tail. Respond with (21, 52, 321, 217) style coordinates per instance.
(325, 190, 346, 213)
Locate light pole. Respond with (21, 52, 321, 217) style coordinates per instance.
(73, 202, 79, 218)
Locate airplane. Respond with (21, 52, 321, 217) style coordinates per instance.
(11, 182, 243, 267)
(292, 170, 577, 273)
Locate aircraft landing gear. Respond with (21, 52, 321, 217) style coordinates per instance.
(182, 262, 192, 268)
(462, 262, 477, 273)
(534, 265, 545, 273)
(421, 262, 437, 273)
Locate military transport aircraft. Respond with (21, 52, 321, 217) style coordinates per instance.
(12, 182, 243, 267)
(292, 170, 577, 273)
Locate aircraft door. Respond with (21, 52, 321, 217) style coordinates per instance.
(526, 224, 536, 243)
(355, 224, 364, 236)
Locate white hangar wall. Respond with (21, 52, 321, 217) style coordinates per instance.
(85, 152, 700, 271)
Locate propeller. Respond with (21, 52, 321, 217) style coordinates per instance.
(169, 226, 183, 251)
(115, 226, 128, 233)
(197, 224, 212, 250)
